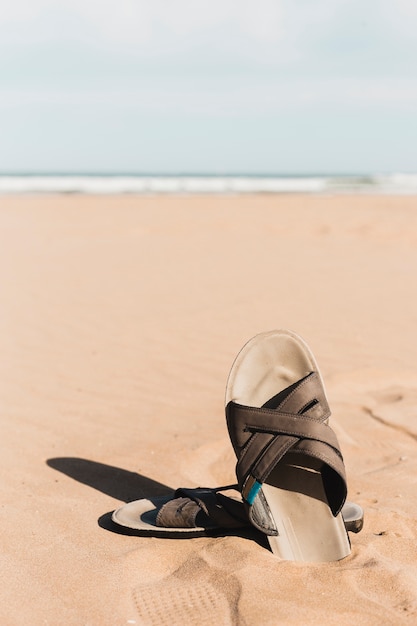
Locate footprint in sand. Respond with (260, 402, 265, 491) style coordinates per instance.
(327, 370, 417, 467)
(132, 555, 244, 626)
(346, 550, 417, 621)
(367, 386, 417, 441)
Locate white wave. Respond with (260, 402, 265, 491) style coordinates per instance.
(1, 174, 417, 194)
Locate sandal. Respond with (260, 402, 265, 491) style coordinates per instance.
(225, 329, 352, 562)
(111, 485, 363, 537)
(112, 485, 248, 536)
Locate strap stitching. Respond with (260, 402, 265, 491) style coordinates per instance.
(244, 424, 339, 449)
(277, 371, 319, 410)
(290, 445, 345, 467)
(238, 427, 344, 486)
(240, 406, 330, 423)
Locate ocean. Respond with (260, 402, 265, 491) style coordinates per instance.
(1, 173, 417, 194)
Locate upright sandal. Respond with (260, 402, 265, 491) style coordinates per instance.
(226, 329, 352, 562)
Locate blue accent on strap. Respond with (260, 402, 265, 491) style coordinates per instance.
(246, 480, 262, 505)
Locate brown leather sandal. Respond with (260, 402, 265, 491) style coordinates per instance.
(226, 329, 352, 562)
(112, 485, 248, 535)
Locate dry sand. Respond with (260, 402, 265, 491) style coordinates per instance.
(1, 193, 417, 625)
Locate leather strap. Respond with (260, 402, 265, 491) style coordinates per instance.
(226, 372, 347, 529)
(156, 486, 248, 529)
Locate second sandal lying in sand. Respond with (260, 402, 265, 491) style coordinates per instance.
(226, 329, 352, 562)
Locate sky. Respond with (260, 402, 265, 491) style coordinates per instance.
(1, 0, 417, 174)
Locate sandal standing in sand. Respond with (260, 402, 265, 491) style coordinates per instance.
(225, 329, 351, 562)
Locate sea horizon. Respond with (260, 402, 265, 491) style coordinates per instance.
(1, 172, 417, 194)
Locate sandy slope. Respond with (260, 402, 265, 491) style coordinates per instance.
(1, 194, 417, 625)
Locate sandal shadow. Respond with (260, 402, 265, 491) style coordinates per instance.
(46, 457, 269, 548)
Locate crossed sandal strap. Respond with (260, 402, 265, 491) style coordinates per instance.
(226, 372, 347, 520)
(155, 486, 249, 529)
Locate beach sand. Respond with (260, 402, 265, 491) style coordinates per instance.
(1, 193, 417, 625)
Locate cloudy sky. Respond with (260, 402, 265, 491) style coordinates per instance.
(1, 0, 416, 173)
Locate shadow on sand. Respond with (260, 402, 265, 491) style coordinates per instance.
(46, 457, 268, 547)
(47, 457, 172, 502)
